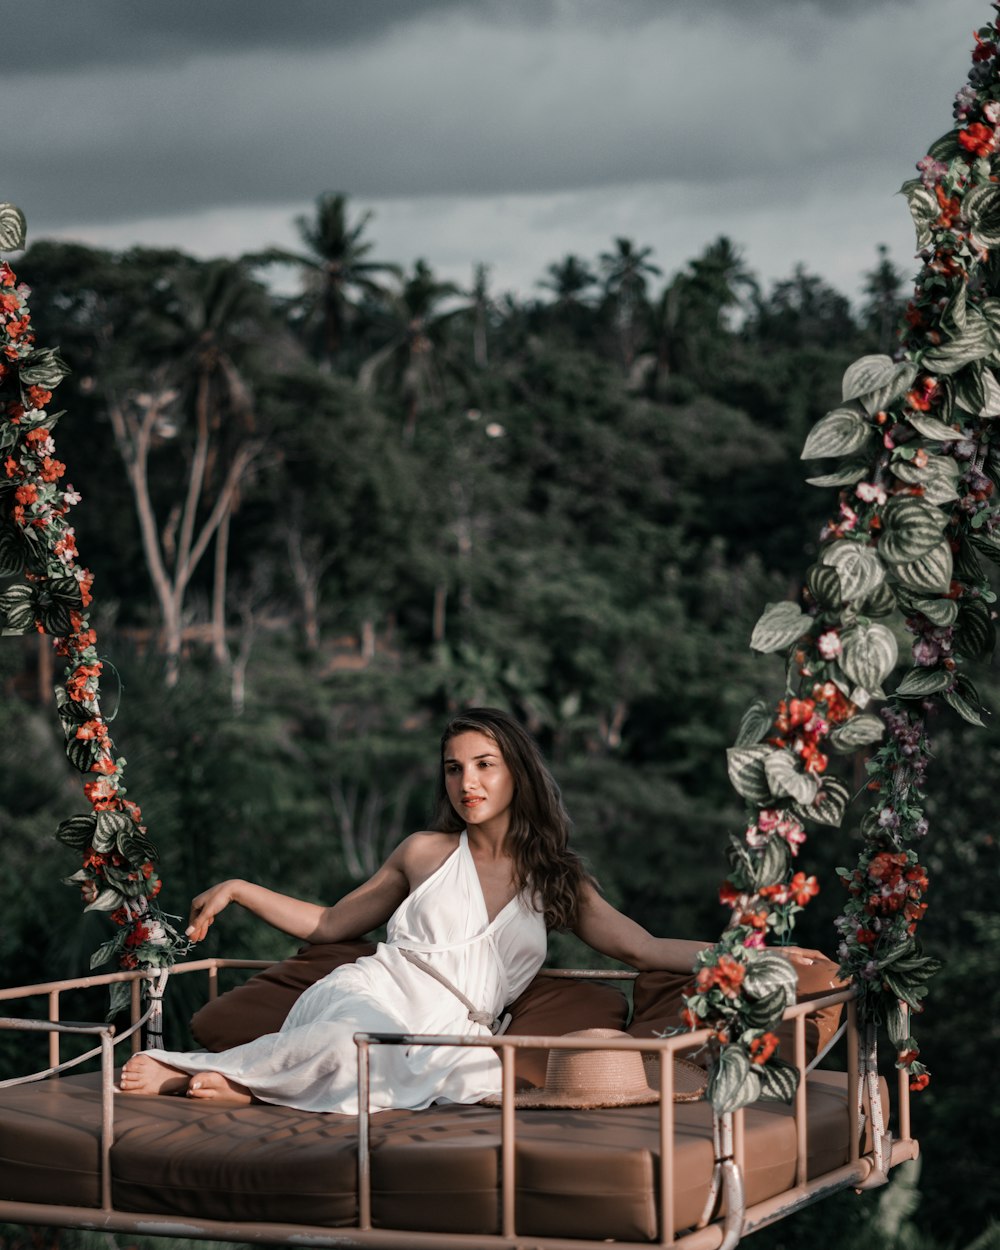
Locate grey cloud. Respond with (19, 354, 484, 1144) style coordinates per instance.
(5, 0, 922, 74)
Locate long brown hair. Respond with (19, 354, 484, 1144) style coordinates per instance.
(431, 707, 591, 930)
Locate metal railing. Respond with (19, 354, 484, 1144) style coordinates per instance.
(0, 959, 918, 1249)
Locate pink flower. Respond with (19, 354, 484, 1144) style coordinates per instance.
(838, 503, 858, 532)
(917, 154, 949, 186)
(757, 809, 781, 832)
(817, 630, 842, 660)
(743, 931, 766, 949)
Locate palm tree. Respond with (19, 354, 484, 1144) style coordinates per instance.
(599, 237, 662, 368)
(358, 259, 466, 442)
(251, 192, 400, 369)
(538, 254, 598, 305)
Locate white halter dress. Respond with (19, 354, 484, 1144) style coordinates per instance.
(142, 832, 548, 1113)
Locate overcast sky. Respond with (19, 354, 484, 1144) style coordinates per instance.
(0, 0, 991, 305)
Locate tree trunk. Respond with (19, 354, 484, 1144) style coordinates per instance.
(432, 583, 447, 644)
(211, 506, 231, 666)
(360, 617, 376, 662)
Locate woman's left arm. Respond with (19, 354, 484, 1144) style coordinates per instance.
(573, 882, 708, 973)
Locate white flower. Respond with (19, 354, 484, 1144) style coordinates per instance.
(485, 422, 506, 438)
(817, 630, 842, 660)
(855, 481, 886, 505)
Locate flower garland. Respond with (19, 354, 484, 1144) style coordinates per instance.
(687, 8, 1000, 1113)
(0, 205, 182, 1014)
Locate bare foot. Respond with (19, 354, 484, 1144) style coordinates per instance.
(186, 1070, 254, 1105)
(119, 1054, 190, 1097)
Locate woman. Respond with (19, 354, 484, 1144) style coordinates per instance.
(120, 707, 705, 1109)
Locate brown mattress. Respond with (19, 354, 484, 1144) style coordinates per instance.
(0, 1070, 877, 1241)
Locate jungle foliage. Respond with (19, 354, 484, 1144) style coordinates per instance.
(0, 204, 995, 1248)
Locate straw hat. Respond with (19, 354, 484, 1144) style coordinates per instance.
(484, 1029, 706, 1109)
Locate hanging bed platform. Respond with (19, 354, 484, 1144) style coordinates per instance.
(0, 957, 916, 1250)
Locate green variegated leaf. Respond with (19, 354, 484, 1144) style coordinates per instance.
(828, 713, 886, 752)
(922, 312, 995, 373)
(900, 180, 937, 249)
(0, 203, 26, 252)
(891, 452, 960, 505)
(979, 367, 1000, 417)
(66, 735, 97, 772)
(0, 526, 24, 578)
(858, 580, 897, 618)
(764, 749, 820, 807)
(841, 355, 895, 403)
(954, 539, 985, 584)
(879, 497, 950, 563)
(794, 776, 851, 827)
(821, 541, 884, 602)
(757, 1057, 800, 1104)
(18, 348, 70, 390)
(90, 936, 124, 971)
(886, 1002, 910, 1048)
(943, 674, 986, 727)
(895, 667, 951, 697)
(970, 532, 1000, 563)
(942, 281, 968, 336)
(743, 951, 798, 1004)
(805, 461, 870, 488)
(801, 406, 872, 460)
(956, 599, 996, 661)
(859, 360, 919, 416)
(0, 583, 36, 633)
(749, 601, 810, 653)
(95, 809, 134, 852)
(840, 622, 898, 692)
(954, 363, 987, 416)
(927, 133, 962, 162)
(707, 1044, 761, 1114)
(752, 835, 790, 891)
(906, 413, 961, 440)
(119, 823, 158, 864)
(107, 979, 132, 1020)
(965, 182, 1000, 249)
(56, 812, 97, 850)
(890, 540, 953, 595)
(84, 887, 124, 914)
(735, 698, 773, 748)
(726, 745, 775, 805)
(807, 562, 844, 611)
(907, 596, 958, 626)
(741, 989, 788, 1030)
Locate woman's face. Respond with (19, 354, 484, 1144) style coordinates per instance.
(443, 730, 516, 834)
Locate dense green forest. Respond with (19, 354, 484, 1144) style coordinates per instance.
(0, 197, 997, 1249)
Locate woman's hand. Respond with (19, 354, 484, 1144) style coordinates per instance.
(187, 879, 242, 942)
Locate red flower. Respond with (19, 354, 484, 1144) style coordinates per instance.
(26, 385, 52, 409)
(958, 122, 996, 158)
(40, 457, 65, 482)
(14, 483, 38, 506)
(696, 954, 746, 999)
(789, 873, 819, 906)
(749, 1032, 780, 1065)
(856, 928, 878, 947)
(973, 31, 997, 62)
(719, 879, 742, 908)
(897, 1048, 920, 1067)
(909, 1072, 930, 1092)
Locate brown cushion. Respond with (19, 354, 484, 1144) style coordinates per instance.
(627, 948, 847, 1066)
(0, 1067, 883, 1237)
(504, 976, 630, 1087)
(190, 940, 377, 1051)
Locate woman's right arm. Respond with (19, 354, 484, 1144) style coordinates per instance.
(186, 847, 412, 944)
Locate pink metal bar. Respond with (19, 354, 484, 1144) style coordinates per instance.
(357, 1037, 372, 1231)
(658, 1049, 675, 1246)
(48, 990, 59, 1071)
(794, 1012, 807, 1187)
(100, 1029, 115, 1211)
(501, 1043, 516, 1238)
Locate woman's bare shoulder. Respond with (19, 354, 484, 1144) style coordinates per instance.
(392, 830, 461, 887)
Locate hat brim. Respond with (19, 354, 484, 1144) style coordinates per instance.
(481, 1086, 658, 1109)
(481, 1057, 706, 1109)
